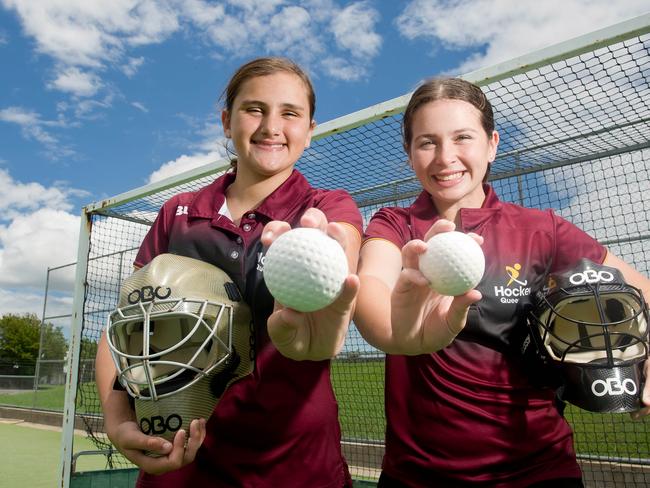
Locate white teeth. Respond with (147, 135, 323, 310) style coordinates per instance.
(255, 142, 284, 148)
(436, 172, 463, 181)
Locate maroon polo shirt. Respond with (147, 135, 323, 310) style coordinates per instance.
(134, 169, 362, 488)
(364, 185, 606, 487)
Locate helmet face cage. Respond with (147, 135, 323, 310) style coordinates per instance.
(528, 259, 649, 413)
(103, 254, 255, 448)
(107, 297, 233, 401)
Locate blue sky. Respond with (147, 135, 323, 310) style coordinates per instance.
(0, 0, 648, 324)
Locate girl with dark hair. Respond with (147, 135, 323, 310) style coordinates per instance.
(354, 77, 650, 487)
(96, 57, 362, 487)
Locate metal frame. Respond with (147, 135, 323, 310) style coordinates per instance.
(60, 209, 92, 488)
(314, 13, 650, 139)
(33, 263, 75, 401)
(59, 12, 650, 487)
(78, 13, 650, 217)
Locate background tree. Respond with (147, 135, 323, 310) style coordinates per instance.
(0, 313, 41, 361)
(41, 323, 68, 360)
(80, 337, 98, 360)
(0, 313, 68, 361)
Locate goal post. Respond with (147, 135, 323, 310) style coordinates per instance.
(61, 12, 650, 487)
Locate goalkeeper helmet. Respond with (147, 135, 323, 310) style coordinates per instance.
(107, 253, 253, 442)
(528, 258, 648, 413)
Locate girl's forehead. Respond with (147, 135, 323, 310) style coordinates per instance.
(414, 99, 483, 123)
(235, 72, 310, 100)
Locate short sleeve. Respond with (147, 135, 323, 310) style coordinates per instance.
(134, 197, 177, 268)
(364, 207, 411, 249)
(551, 211, 607, 272)
(314, 189, 363, 236)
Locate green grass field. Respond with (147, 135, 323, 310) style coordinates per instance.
(0, 383, 98, 412)
(2, 360, 649, 461)
(0, 421, 133, 488)
(332, 359, 386, 441)
(565, 404, 650, 459)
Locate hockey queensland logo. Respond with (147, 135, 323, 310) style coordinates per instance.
(256, 251, 266, 272)
(494, 263, 531, 304)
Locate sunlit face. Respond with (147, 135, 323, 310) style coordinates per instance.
(221, 72, 314, 180)
(407, 99, 499, 210)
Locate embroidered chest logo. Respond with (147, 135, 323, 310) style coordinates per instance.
(494, 262, 531, 304)
(256, 251, 266, 272)
(506, 263, 528, 286)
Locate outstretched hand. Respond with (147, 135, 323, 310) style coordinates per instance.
(390, 219, 483, 354)
(109, 418, 206, 475)
(261, 208, 360, 361)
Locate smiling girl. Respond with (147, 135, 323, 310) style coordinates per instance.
(95, 57, 362, 487)
(354, 77, 650, 487)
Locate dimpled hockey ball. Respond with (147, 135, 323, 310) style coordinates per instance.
(419, 231, 485, 296)
(263, 227, 348, 312)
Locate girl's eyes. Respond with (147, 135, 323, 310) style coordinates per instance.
(418, 135, 472, 147)
(244, 107, 300, 118)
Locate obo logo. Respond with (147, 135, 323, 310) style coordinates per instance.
(569, 269, 615, 286)
(140, 414, 182, 435)
(591, 377, 637, 397)
(127, 286, 172, 304)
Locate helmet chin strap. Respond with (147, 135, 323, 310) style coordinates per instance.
(592, 283, 616, 365)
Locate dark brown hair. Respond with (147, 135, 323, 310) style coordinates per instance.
(221, 57, 315, 167)
(402, 78, 496, 181)
(222, 57, 316, 120)
(402, 77, 495, 152)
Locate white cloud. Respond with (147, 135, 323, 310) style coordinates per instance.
(180, 0, 225, 27)
(0, 287, 73, 319)
(268, 6, 313, 51)
(330, 1, 381, 59)
(0, 165, 83, 320)
(147, 150, 225, 184)
(226, 0, 286, 16)
(72, 91, 116, 119)
(2, 0, 180, 67)
(131, 101, 148, 113)
(0, 168, 84, 219)
(0, 203, 79, 292)
(301, 0, 337, 23)
(395, 0, 650, 74)
(2, 0, 179, 98)
(122, 56, 145, 77)
(205, 12, 248, 53)
(322, 56, 367, 81)
(0, 105, 38, 125)
(3, 0, 384, 101)
(147, 112, 230, 183)
(0, 106, 75, 160)
(48, 67, 102, 97)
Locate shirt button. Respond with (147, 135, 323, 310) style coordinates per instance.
(236, 237, 243, 244)
(247, 213, 256, 219)
(242, 223, 252, 232)
(230, 250, 239, 259)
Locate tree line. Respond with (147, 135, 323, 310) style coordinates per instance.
(0, 313, 98, 372)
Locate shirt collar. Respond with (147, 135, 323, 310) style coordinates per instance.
(410, 184, 502, 237)
(187, 169, 312, 221)
(254, 170, 312, 221)
(187, 170, 235, 219)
